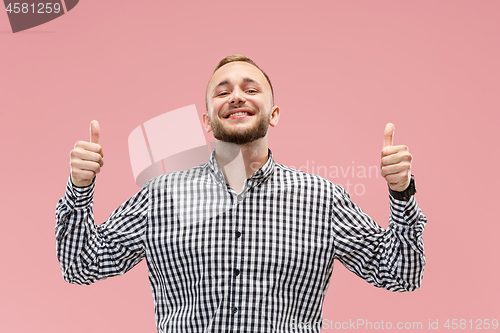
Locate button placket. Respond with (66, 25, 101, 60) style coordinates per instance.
(230, 191, 242, 324)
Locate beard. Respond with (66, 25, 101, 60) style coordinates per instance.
(209, 112, 270, 145)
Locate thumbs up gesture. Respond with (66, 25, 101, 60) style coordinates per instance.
(70, 120, 104, 187)
(380, 123, 412, 192)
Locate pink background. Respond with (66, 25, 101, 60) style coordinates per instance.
(1, 1, 498, 332)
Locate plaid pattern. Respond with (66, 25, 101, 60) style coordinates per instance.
(56, 149, 427, 333)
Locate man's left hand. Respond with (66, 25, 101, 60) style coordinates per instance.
(380, 123, 412, 192)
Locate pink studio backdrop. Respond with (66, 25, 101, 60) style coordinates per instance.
(1, 1, 498, 332)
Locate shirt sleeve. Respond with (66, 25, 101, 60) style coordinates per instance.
(55, 176, 149, 285)
(331, 185, 427, 292)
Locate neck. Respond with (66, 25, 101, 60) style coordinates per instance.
(214, 138, 269, 193)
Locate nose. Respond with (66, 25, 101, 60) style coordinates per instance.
(229, 87, 246, 105)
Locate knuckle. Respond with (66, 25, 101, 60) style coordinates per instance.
(70, 159, 81, 168)
(70, 149, 79, 158)
(91, 143, 102, 153)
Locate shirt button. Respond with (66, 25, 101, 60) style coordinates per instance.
(233, 268, 240, 276)
(405, 210, 411, 216)
(235, 231, 242, 238)
(232, 307, 238, 314)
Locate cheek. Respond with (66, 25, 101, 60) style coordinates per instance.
(210, 100, 226, 114)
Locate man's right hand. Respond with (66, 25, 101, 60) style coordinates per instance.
(70, 120, 104, 187)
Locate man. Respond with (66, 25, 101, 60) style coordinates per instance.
(56, 54, 426, 333)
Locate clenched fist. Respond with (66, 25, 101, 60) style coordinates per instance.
(380, 123, 412, 192)
(70, 120, 104, 187)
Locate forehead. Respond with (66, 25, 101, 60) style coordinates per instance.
(208, 61, 270, 92)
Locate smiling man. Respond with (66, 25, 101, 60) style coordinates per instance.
(56, 54, 427, 333)
(205, 59, 278, 144)
(202, 58, 280, 194)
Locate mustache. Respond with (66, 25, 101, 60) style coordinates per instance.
(226, 105, 257, 112)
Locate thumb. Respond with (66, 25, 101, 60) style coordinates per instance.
(90, 120, 100, 144)
(383, 123, 394, 148)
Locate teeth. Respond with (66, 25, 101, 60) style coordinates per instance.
(228, 112, 250, 118)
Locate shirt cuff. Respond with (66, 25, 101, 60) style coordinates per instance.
(389, 194, 421, 227)
(64, 175, 95, 210)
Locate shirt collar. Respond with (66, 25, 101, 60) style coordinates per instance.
(208, 148, 275, 185)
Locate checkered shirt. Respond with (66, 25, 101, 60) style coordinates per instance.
(55, 149, 427, 333)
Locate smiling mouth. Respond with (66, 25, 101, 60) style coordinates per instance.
(225, 111, 253, 119)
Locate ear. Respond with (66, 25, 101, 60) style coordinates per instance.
(202, 112, 213, 133)
(269, 106, 280, 127)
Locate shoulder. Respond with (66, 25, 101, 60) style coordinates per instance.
(273, 163, 341, 192)
(142, 163, 212, 190)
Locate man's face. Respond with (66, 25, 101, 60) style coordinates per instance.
(203, 61, 279, 145)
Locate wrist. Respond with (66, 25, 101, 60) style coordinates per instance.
(389, 175, 416, 200)
(71, 175, 95, 188)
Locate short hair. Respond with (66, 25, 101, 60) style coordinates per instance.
(206, 54, 274, 109)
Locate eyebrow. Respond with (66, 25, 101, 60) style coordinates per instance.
(243, 77, 260, 85)
(213, 77, 262, 90)
(214, 80, 230, 90)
